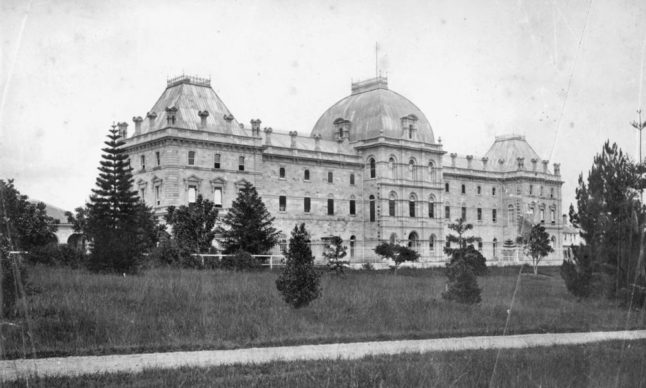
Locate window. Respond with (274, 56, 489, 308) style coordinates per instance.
(350, 173, 355, 185)
(477, 185, 481, 195)
(304, 197, 311, 213)
(551, 209, 555, 224)
(188, 185, 197, 203)
(389, 233, 397, 244)
(492, 187, 496, 196)
(140, 188, 145, 202)
(214, 153, 220, 169)
(350, 236, 356, 257)
(238, 156, 245, 171)
(478, 241, 483, 251)
(279, 238, 287, 254)
(389, 193, 396, 217)
(327, 198, 334, 215)
(493, 238, 498, 257)
(279, 195, 286, 211)
(477, 208, 482, 221)
(304, 169, 310, 181)
(492, 209, 497, 223)
(445, 205, 450, 219)
(188, 151, 196, 166)
(140, 155, 146, 170)
(369, 195, 376, 222)
(389, 157, 396, 178)
(429, 235, 435, 251)
(428, 198, 435, 218)
(369, 158, 376, 178)
(214, 188, 222, 208)
(156, 151, 161, 166)
(508, 205, 515, 225)
(445, 183, 450, 192)
(328, 171, 333, 183)
(461, 206, 467, 221)
(155, 186, 161, 206)
(409, 194, 416, 217)
(279, 167, 285, 178)
(461, 184, 466, 194)
(540, 186, 544, 197)
(516, 185, 521, 195)
(350, 198, 356, 215)
(529, 185, 533, 195)
(540, 208, 545, 223)
(428, 161, 436, 182)
(409, 159, 415, 180)
(550, 188, 554, 199)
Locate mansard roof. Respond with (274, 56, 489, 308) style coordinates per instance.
(483, 134, 547, 172)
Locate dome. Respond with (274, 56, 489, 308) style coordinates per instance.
(311, 77, 435, 143)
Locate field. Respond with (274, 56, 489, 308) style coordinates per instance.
(7, 340, 646, 387)
(2, 265, 645, 360)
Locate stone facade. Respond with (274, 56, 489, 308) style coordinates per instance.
(123, 75, 564, 266)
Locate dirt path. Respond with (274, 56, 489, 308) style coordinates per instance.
(2, 330, 646, 381)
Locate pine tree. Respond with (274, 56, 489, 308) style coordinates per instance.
(86, 124, 157, 273)
(276, 223, 321, 308)
(323, 236, 348, 275)
(216, 181, 280, 254)
(442, 218, 483, 303)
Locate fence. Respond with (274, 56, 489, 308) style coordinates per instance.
(190, 254, 286, 269)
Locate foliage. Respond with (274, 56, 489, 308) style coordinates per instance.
(442, 258, 482, 304)
(361, 262, 375, 271)
(449, 245, 487, 276)
(444, 218, 481, 256)
(323, 236, 348, 275)
(65, 206, 89, 251)
(220, 250, 262, 271)
(520, 224, 554, 275)
(165, 195, 219, 254)
(276, 224, 321, 308)
(567, 141, 646, 303)
(1, 246, 29, 318)
(27, 243, 86, 268)
(0, 179, 58, 250)
(85, 125, 158, 274)
(148, 237, 183, 267)
(374, 242, 420, 272)
(216, 182, 280, 255)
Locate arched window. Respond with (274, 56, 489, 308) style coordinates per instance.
(369, 195, 376, 222)
(350, 235, 356, 257)
(389, 157, 396, 179)
(507, 205, 515, 225)
(428, 161, 436, 182)
(409, 193, 416, 217)
(428, 195, 435, 218)
(409, 159, 416, 180)
(388, 192, 397, 217)
(304, 169, 310, 181)
(408, 231, 419, 250)
(429, 234, 436, 251)
(369, 158, 376, 178)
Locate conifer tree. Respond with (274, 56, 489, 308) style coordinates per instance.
(276, 223, 321, 308)
(323, 236, 348, 275)
(86, 124, 157, 273)
(442, 218, 483, 303)
(216, 181, 279, 254)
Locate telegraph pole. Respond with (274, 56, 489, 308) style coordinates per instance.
(632, 109, 646, 202)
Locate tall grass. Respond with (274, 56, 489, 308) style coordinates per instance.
(2, 265, 645, 359)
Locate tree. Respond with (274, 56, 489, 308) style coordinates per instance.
(276, 224, 321, 308)
(444, 218, 485, 274)
(323, 236, 348, 275)
(65, 206, 89, 251)
(374, 242, 420, 272)
(443, 218, 483, 304)
(165, 195, 219, 254)
(522, 223, 554, 275)
(216, 181, 280, 254)
(85, 125, 158, 273)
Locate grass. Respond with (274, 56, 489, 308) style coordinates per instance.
(2, 265, 645, 360)
(7, 340, 646, 387)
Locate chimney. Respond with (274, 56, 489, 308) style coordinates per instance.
(542, 160, 549, 173)
(531, 158, 538, 171)
(466, 155, 473, 169)
(117, 122, 128, 139)
(553, 163, 561, 176)
(481, 157, 488, 170)
(450, 153, 457, 167)
(198, 110, 209, 128)
(223, 114, 234, 123)
(314, 133, 322, 151)
(263, 127, 273, 145)
(132, 116, 143, 134)
(147, 111, 157, 126)
(251, 119, 262, 136)
(516, 157, 525, 170)
(289, 131, 298, 148)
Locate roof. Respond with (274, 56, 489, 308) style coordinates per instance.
(260, 129, 354, 154)
(311, 77, 435, 143)
(134, 75, 250, 137)
(483, 135, 547, 172)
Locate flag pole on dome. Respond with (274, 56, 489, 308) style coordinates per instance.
(375, 42, 379, 77)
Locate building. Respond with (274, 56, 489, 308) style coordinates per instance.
(122, 74, 564, 266)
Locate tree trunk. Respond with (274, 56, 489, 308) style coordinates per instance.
(533, 257, 538, 276)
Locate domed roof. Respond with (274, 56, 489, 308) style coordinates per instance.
(311, 77, 435, 143)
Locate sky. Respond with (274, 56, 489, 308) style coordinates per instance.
(1, 0, 646, 212)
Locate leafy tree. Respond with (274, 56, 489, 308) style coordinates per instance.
(521, 223, 554, 275)
(165, 195, 219, 254)
(323, 236, 348, 275)
(276, 224, 321, 308)
(565, 141, 646, 302)
(65, 206, 89, 251)
(374, 242, 420, 272)
(85, 125, 158, 273)
(216, 181, 280, 254)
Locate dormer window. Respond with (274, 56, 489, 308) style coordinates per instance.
(165, 106, 178, 125)
(333, 118, 351, 140)
(401, 114, 418, 139)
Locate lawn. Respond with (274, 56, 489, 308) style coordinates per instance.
(7, 340, 646, 387)
(2, 265, 645, 360)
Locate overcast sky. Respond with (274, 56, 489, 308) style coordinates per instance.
(1, 0, 645, 212)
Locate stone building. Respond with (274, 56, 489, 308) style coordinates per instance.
(122, 74, 564, 266)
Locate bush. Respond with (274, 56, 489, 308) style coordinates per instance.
(276, 224, 321, 308)
(27, 243, 86, 268)
(560, 246, 593, 298)
(220, 250, 262, 271)
(362, 262, 375, 271)
(442, 259, 481, 304)
(148, 238, 184, 267)
(448, 245, 487, 276)
(1, 252, 29, 318)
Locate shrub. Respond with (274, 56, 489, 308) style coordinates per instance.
(148, 238, 184, 267)
(27, 243, 86, 268)
(276, 224, 321, 308)
(220, 250, 262, 271)
(560, 246, 593, 298)
(442, 259, 481, 304)
(362, 262, 375, 271)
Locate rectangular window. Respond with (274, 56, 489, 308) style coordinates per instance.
(349, 200, 356, 215)
(409, 201, 415, 217)
(238, 156, 245, 171)
(492, 209, 497, 223)
(477, 186, 481, 195)
(328, 172, 333, 183)
(279, 167, 285, 178)
(279, 195, 286, 212)
(188, 185, 197, 203)
(140, 155, 146, 170)
(445, 183, 449, 192)
(428, 203, 434, 218)
(461, 184, 466, 194)
(188, 151, 196, 166)
(529, 185, 533, 195)
(304, 197, 311, 213)
(304, 170, 310, 181)
(551, 209, 555, 224)
(350, 174, 355, 185)
(492, 187, 496, 196)
(214, 188, 222, 208)
(156, 151, 161, 166)
(550, 188, 554, 198)
(214, 153, 221, 169)
(155, 186, 160, 206)
(328, 198, 334, 215)
(461, 206, 467, 221)
(445, 205, 450, 219)
(140, 188, 145, 202)
(477, 208, 482, 221)
(540, 186, 544, 197)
